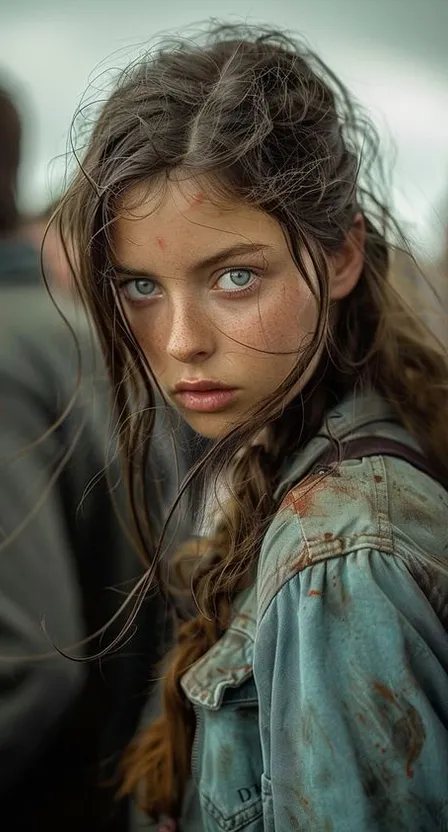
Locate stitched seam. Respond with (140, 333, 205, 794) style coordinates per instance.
(200, 792, 263, 830)
(371, 455, 392, 542)
(257, 541, 409, 624)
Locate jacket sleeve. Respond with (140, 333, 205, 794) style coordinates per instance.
(253, 549, 448, 831)
(0, 348, 86, 794)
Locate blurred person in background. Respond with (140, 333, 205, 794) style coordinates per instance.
(0, 86, 36, 286)
(0, 83, 198, 831)
(23, 200, 74, 290)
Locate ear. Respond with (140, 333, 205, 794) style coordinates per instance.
(329, 213, 365, 300)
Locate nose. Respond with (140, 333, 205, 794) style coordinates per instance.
(166, 297, 216, 364)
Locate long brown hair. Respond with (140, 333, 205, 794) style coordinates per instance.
(57, 23, 448, 820)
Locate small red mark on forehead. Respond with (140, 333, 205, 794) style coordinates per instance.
(156, 236, 166, 251)
(190, 191, 204, 206)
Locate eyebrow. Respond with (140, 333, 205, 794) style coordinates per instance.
(113, 242, 272, 279)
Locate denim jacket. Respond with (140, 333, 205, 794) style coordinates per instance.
(179, 391, 448, 831)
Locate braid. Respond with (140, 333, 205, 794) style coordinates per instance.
(120, 387, 329, 820)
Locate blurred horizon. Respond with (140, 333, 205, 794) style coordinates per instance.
(1, 0, 447, 259)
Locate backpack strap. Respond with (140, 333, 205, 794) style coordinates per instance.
(312, 436, 445, 488)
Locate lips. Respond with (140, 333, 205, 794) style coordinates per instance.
(173, 379, 233, 393)
(172, 381, 238, 413)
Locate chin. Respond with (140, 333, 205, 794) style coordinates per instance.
(180, 410, 237, 440)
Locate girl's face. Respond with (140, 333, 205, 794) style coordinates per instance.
(113, 178, 360, 439)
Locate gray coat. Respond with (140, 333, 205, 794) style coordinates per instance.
(0, 246, 196, 830)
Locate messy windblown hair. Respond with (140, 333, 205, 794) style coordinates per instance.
(57, 22, 448, 821)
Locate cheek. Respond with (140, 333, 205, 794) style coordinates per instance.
(278, 282, 317, 345)
(221, 282, 316, 353)
(125, 311, 168, 369)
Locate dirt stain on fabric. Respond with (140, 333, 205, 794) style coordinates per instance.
(281, 479, 327, 518)
(371, 681, 426, 779)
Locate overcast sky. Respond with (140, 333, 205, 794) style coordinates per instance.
(1, 0, 447, 256)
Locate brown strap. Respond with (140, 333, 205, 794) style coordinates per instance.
(313, 436, 445, 487)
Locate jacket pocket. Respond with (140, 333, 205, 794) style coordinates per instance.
(191, 680, 263, 832)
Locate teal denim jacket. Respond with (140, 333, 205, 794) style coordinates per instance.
(179, 392, 448, 831)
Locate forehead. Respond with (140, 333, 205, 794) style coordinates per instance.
(113, 176, 284, 261)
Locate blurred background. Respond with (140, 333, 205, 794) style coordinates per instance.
(1, 0, 447, 264)
(0, 5, 447, 828)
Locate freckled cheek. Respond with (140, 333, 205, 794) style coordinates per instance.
(128, 314, 170, 374)
(217, 310, 266, 346)
(219, 292, 313, 353)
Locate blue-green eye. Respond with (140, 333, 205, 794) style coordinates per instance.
(123, 278, 158, 300)
(216, 269, 256, 291)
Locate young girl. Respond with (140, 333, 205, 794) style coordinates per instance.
(59, 23, 448, 831)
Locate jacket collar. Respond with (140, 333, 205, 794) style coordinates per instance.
(275, 389, 398, 498)
(180, 587, 257, 709)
